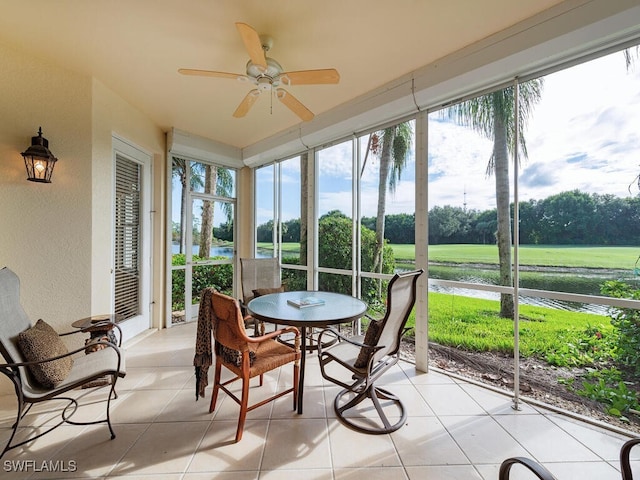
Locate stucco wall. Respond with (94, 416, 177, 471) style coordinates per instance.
(91, 79, 166, 331)
(0, 41, 166, 394)
(0, 42, 92, 392)
(0, 42, 93, 333)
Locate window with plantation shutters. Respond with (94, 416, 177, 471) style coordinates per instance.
(114, 155, 141, 320)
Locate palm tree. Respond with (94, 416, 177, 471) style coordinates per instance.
(299, 152, 309, 266)
(171, 157, 204, 254)
(364, 122, 413, 275)
(624, 45, 639, 70)
(171, 158, 233, 258)
(198, 165, 233, 258)
(446, 80, 543, 318)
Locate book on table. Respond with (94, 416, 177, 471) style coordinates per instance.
(287, 296, 326, 308)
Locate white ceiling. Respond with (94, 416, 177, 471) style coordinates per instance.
(0, 0, 601, 150)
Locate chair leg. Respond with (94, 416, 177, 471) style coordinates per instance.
(620, 437, 640, 480)
(209, 362, 222, 413)
(1, 393, 24, 458)
(0, 372, 122, 458)
(293, 363, 299, 410)
(235, 375, 250, 442)
(105, 375, 118, 439)
(333, 384, 407, 434)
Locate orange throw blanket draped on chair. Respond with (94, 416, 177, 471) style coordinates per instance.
(193, 287, 216, 399)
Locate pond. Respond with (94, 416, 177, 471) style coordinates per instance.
(171, 244, 271, 258)
(426, 263, 639, 316)
(172, 245, 636, 315)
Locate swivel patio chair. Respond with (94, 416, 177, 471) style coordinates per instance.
(207, 290, 300, 442)
(0, 267, 126, 458)
(239, 257, 283, 335)
(499, 437, 640, 479)
(317, 269, 423, 434)
(499, 457, 557, 479)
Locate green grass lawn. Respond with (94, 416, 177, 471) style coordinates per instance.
(263, 241, 618, 365)
(272, 243, 638, 270)
(424, 244, 639, 270)
(258, 241, 636, 414)
(404, 291, 615, 366)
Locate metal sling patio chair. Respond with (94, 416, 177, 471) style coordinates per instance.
(499, 437, 640, 479)
(239, 257, 283, 336)
(317, 269, 423, 434)
(0, 267, 126, 458)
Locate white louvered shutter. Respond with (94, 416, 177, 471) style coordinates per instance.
(114, 155, 141, 320)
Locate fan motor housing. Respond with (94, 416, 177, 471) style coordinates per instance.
(246, 57, 283, 81)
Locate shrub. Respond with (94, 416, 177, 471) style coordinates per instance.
(601, 280, 640, 375)
(282, 256, 307, 291)
(316, 213, 394, 304)
(171, 254, 232, 310)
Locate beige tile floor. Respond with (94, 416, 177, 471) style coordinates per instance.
(0, 321, 638, 479)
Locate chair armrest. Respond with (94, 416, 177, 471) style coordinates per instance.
(247, 326, 300, 345)
(0, 339, 121, 369)
(499, 457, 557, 480)
(318, 327, 382, 350)
(317, 327, 384, 366)
(317, 327, 344, 346)
(621, 437, 640, 480)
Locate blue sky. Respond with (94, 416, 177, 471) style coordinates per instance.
(265, 49, 639, 225)
(191, 48, 640, 228)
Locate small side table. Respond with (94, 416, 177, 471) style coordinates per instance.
(72, 314, 122, 388)
(72, 314, 122, 353)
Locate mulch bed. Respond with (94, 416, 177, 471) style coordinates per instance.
(398, 339, 640, 435)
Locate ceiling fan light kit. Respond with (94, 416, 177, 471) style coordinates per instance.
(179, 22, 340, 121)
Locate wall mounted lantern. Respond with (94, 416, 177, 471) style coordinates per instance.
(22, 127, 58, 183)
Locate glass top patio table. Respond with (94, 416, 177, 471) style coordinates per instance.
(248, 291, 367, 414)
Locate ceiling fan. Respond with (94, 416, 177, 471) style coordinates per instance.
(178, 22, 340, 122)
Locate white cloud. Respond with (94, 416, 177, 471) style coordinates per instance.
(427, 50, 640, 209)
(266, 49, 640, 223)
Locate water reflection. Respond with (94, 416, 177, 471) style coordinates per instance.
(171, 244, 621, 315)
(171, 244, 270, 258)
(427, 279, 613, 315)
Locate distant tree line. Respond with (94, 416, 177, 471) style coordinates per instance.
(211, 190, 640, 246)
(430, 190, 640, 245)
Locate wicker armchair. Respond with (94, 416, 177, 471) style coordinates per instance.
(208, 290, 300, 442)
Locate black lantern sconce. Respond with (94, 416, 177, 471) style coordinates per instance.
(21, 127, 58, 183)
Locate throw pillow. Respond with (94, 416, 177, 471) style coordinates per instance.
(252, 285, 285, 297)
(354, 319, 383, 369)
(18, 319, 74, 388)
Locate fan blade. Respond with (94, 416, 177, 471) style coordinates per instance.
(178, 68, 245, 80)
(235, 22, 267, 70)
(280, 69, 340, 85)
(275, 88, 314, 121)
(233, 89, 261, 118)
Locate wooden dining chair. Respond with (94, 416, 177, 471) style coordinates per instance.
(208, 290, 301, 442)
(317, 269, 423, 434)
